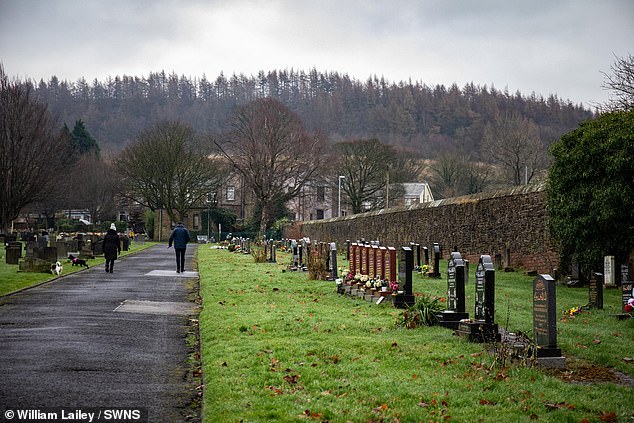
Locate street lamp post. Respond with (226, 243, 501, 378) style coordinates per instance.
(338, 175, 345, 217)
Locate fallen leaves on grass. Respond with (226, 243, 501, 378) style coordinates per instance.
(544, 401, 576, 411)
(598, 411, 617, 422)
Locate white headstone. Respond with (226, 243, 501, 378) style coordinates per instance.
(604, 256, 616, 286)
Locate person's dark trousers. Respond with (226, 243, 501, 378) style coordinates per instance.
(175, 248, 186, 273)
(105, 259, 114, 273)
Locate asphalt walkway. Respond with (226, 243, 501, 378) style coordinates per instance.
(0, 244, 200, 422)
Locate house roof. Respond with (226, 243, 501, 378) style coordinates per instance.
(402, 182, 430, 198)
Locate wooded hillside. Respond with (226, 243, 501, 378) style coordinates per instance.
(28, 68, 594, 157)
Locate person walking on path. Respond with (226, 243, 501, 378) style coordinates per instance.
(168, 222, 191, 273)
(102, 223, 121, 273)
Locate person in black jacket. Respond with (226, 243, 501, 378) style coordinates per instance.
(103, 223, 121, 273)
(168, 222, 190, 273)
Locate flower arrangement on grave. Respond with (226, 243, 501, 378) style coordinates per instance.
(420, 264, 430, 275)
(625, 298, 634, 313)
(564, 306, 584, 316)
(343, 271, 355, 285)
(389, 280, 399, 293)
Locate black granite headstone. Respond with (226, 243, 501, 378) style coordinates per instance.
(456, 255, 500, 342)
(394, 246, 415, 308)
(533, 274, 562, 357)
(589, 272, 604, 309)
(438, 251, 469, 329)
(475, 255, 495, 323)
(423, 246, 429, 265)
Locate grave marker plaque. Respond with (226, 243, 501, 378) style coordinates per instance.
(589, 272, 604, 309)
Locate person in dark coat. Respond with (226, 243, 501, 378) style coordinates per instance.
(168, 222, 190, 273)
(103, 223, 121, 273)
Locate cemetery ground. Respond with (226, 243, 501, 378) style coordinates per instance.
(199, 247, 633, 422)
(0, 241, 158, 297)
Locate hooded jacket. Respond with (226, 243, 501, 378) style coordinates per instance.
(103, 228, 121, 260)
(169, 223, 191, 249)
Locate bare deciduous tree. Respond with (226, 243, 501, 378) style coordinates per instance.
(216, 98, 326, 235)
(117, 121, 227, 224)
(70, 154, 120, 224)
(601, 53, 634, 112)
(481, 113, 545, 186)
(333, 139, 400, 213)
(0, 66, 67, 233)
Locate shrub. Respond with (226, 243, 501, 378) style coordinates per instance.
(397, 294, 443, 328)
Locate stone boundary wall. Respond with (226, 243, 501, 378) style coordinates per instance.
(297, 183, 559, 274)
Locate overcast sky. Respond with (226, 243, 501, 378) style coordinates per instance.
(1, 0, 632, 108)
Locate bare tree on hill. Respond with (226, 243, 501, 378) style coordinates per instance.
(215, 98, 326, 235)
(0, 66, 67, 233)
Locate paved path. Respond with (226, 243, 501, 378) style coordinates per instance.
(0, 244, 200, 422)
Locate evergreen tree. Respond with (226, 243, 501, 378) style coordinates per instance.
(547, 110, 634, 273)
(69, 119, 100, 156)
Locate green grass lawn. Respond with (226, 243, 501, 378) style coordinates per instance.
(0, 241, 157, 297)
(198, 248, 633, 423)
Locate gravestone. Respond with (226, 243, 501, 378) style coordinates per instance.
(292, 240, 298, 267)
(622, 282, 633, 313)
(350, 243, 358, 274)
(269, 239, 277, 263)
(415, 243, 421, 270)
(393, 246, 415, 308)
(589, 272, 604, 309)
(299, 242, 304, 268)
(456, 255, 500, 342)
(438, 251, 469, 329)
(19, 256, 51, 273)
(346, 240, 350, 261)
(604, 256, 615, 286)
(33, 246, 58, 263)
(423, 246, 429, 266)
(5, 242, 22, 264)
(377, 246, 386, 281)
(25, 241, 36, 257)
(533, 274, 565, 367)
(362, 244, 369, 276)
(428, 243, 441, 278)
(369, 245, 378, 278)
(385, 247, 397, 283)
(330, 242, 338, 280)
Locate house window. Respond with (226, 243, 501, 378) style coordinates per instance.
(226, 186, 235, 201)
(316, 186, 325, 201)
(316, 209, 324, 220)
(193, 214, 200, 230)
